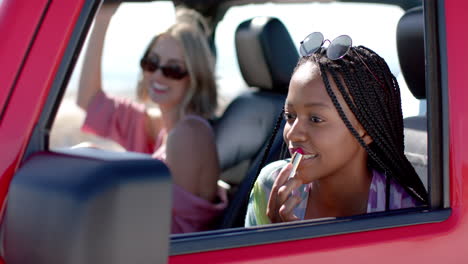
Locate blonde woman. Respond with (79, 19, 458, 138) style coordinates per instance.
(77, 4, 226, 234)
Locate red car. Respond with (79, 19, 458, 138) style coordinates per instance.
(0, 0, 464, 263)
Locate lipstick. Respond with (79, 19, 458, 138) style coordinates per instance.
(288, 151, 303, 180)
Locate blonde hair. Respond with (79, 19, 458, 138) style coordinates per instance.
(137, 22, 218, 119)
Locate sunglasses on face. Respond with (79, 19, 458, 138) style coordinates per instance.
(140, 56, 188, 80)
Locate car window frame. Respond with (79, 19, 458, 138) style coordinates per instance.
(23, 0, 100, 159)
(23, 0, 450, 256)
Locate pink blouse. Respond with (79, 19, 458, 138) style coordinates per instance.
(82, 91, 228, 233)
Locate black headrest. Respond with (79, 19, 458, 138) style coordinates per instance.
(397, 6, 426, 99)
(214, 92, 285, 172)
(235, 17, 299, 93)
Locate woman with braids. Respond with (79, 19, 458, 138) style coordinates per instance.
(245, 32, 427, 226)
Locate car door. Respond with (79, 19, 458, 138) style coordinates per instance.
(0, 0, 50, 118)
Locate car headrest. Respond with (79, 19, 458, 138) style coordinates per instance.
(214, 92, 285, 172)
(235, 17, 299, 94)
(397, 6, 426, 99)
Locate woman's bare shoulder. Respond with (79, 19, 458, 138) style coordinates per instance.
(172, 115, 213, 141)
(145, 107, 164, 136)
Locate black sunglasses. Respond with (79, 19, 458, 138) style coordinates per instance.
(300, 32, 385, 88)
(300, 32, 352, 60)
(140, 56, 188, 80)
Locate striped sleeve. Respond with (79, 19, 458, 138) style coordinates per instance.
(245, 160, 288, 227)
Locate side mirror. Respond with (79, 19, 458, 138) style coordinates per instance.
(3, 148, 171, 264)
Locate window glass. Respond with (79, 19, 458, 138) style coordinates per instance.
(49, 1, 431, 240)
(213, 1, 429, 233)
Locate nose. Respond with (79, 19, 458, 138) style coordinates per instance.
(285, 118, 307, 143)
(151, 67, 167, 82)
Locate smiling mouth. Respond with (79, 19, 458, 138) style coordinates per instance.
(303, 154, 318, 159)
(151, 82, 169, 92)
(291, 148, 318, 160)
(288, 152, 319, 180)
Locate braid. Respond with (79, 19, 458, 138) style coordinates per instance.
(328, 56, 403, 173)
(359, 46, 405, 151)
(311, 47, 428, 204)
(253, 108, 285, 182)
(329, 66, 394, 152)
(318, 63, 391, 174)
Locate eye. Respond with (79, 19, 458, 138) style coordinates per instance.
(283, 112, 296, 122)
(310, 116, 323, 123)
(166, 63, 185, 71)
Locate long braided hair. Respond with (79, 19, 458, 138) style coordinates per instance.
(256, 45, 428, 205)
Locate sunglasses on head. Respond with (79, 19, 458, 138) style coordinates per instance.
(299, 32, 385, 87)
(300, 32, 352, 60)
(140, 56, 188, 80)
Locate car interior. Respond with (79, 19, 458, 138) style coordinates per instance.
(218, 4, 428, 228)
(214, 16, 298, 228)
(1, 0, 428, 262)
(397, 6, 428, 190)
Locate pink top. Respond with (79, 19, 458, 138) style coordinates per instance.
(82, 91, 228, 233)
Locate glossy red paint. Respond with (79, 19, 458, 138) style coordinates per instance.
(169, 1, 468, 262)
(0, 0, 85, 224)
(0, 0, 49, 116)
(446, 0, 468, 213)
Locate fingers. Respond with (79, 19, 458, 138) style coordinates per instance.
(275, 162, 294, 187)
(267, 163, 304, 223)
(276, 178, 302, 206)
(278, 195, 301, 222)
(267, 186, 302, 223)
(268, 163, 293, 212)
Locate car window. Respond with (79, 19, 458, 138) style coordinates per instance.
(48, 0, 439, 249)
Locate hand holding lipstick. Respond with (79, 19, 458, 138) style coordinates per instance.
(288, 152, 303, 180)
(266, 154, 305, 223)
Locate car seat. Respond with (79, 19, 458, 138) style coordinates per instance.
(397, 6, 428, 189)
(214, 16, 298, 228)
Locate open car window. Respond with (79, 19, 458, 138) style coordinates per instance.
(42, 0, 447, 258)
